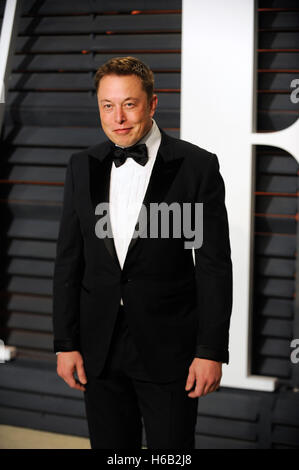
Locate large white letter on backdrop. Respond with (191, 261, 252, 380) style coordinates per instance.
(181, 0, 299, 391)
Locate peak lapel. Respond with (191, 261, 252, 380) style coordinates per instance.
(88, 141, 121, 271)
(124, 129, 184, 264)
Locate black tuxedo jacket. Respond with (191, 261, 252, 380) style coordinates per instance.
(52, 128, 233, 383)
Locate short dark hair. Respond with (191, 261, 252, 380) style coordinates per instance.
(94, 56, 154, 101)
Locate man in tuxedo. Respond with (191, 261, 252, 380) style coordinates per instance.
(52, 56, 233, 449)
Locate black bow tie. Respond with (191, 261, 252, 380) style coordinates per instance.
(111, 143, 148, 167)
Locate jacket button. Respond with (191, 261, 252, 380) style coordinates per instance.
(122, 278, 131, 284)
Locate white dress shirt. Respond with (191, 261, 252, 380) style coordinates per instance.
(109, 119, 161, 305)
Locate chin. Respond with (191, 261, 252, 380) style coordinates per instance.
(116, 138, 132, 147)
(106, 129, 139, 147)
(119, 137, 138, 147)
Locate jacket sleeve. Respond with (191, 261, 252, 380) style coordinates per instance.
(52, 154, 84, 353)
(194, 153, 233, 363)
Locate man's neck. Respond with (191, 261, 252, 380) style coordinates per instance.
(138, 119, 154, 144)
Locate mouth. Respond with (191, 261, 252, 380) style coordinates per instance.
(114, 128, 132, 135)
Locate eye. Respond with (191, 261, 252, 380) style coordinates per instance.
(125, 102, 134, 108)
(103, 103, 112, 110)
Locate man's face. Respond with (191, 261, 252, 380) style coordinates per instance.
(97, 74, 158, 147)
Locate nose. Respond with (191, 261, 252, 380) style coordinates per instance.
(114, 106, 126, 124)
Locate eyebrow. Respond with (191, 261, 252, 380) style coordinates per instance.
(100, 97, 139, 103)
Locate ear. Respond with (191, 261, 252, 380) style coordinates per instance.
(149, 94, 158, 117)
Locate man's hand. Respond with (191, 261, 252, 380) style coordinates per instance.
(56, 351, 87, 391)
(185, 358, 222, 398)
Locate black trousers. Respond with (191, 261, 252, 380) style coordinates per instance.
(83, 305, 198, 449)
